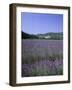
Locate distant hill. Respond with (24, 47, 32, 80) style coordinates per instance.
(22, 31, 63, 40)
(37, 32, 63, 40)
(22, 31, 38, 39)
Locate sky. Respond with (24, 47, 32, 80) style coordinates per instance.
(21, 12, 63, 34)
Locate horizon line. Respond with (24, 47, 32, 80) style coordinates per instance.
(22, 31, 63, 35)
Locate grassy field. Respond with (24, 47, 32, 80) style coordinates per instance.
(21, 39, 63, 77)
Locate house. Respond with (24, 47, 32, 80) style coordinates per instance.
(44, 36, 51, 39)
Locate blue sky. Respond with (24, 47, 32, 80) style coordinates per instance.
(21, 12, 63, 34)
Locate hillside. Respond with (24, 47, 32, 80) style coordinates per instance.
(22, 31, 38, 39)
(22, 31, 63, 40)
(37, 32, 63, 40)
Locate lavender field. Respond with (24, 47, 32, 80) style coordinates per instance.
(22, 39, 63, 77)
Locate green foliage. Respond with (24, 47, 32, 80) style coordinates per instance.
(22, 31, 38, 39)
(57, 65, 63, 75)
(37, 32, 63, 40)
(22, 31, 63, 40)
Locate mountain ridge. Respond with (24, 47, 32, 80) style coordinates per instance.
(22, 31, 63, 40)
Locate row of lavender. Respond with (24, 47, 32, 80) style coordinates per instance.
(22, 40, 63, 77)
